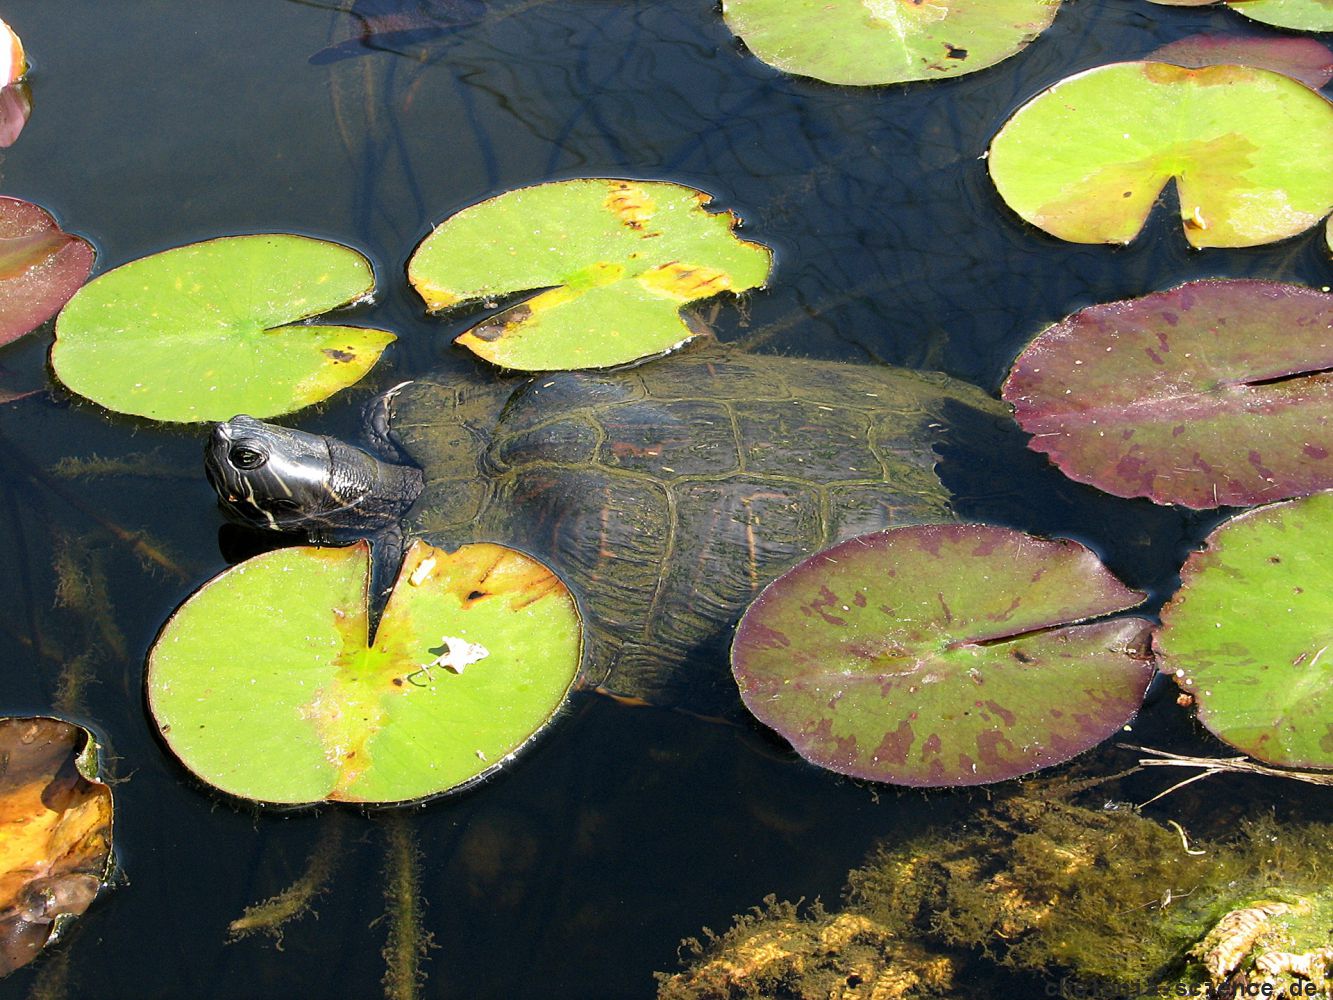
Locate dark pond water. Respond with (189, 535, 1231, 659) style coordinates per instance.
(0, 2, 1329, 997)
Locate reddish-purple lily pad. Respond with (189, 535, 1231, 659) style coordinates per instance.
(0, 198, 94, 348)
(0, 83, 30, 148)
(1003, 280, 1333, 509)
(1149, 34, 1333, 89)
(731, 524, 1154, 788)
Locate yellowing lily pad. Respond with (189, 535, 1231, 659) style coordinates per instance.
(0, 717, 113, 976)
(51, 235, 395, 423)
(720, 0, 1062, 85)
(732, 524, 1154, 787)
(407, 179, 772, 371)
(988, 61, 1333, 249)
(147, 540, 582, 806)
(1156, 492, 1333, 769)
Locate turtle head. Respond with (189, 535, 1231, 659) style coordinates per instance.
(205, 415, 423, 538)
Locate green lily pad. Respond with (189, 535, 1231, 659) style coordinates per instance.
(731, 524, 1154, 788)
(1002, 279, 1333, 510)
(51, 235, 395, 423)
(0, 717, 113, 976)
(720, 0, 1061, 85)
(147, 540, 582, 805)
(1149, 0, 1333, 26)
(0, 197, 94, 348)
(1228, 0, 1333, 31)
(988, 61, 1333, 248)
(1149, 34, 1333, 89)
(1156, 492, 1333, 769)
(407, 179, 772, 371)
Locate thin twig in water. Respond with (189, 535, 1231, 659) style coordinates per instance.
(1123, 744, 1333, 808)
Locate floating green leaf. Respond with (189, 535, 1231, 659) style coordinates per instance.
(0, 717, 113, 976)
(1149, 33, 1333, 89)
(1228, 0, 1333, 31)
(720, 0, 1061, 85)
(988, 62, 1333, 248)
(407, 179, 771, 371)
(0, 197, 94, 348)
(52, 235, 394, 423)
(1156, 492, 1333, 769)
(147, 540, 582, 806)
(731, 524, 1154, 787)
(1003, 280, 1333, 509)
(1149, 0, 1333, 26)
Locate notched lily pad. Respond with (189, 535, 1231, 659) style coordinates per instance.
(407, 179, 772, 371)
(0, 717, 113, 976)
(988, 61, 1333, 248)
(720, 0, 1061, 85)
(1149, 34, 1333, 89)
(0, 197, 94, 348)
(147, 540, 582, 806)
(1003, 279, 1333, 509)
(731, 524, 1154, 787)
(51, 234, 395, 423)
(1156, 491, 1333, 769)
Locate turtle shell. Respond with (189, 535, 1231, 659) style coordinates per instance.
(385, 343, 1001, 706)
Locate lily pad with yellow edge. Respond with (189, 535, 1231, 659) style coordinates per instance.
(407, 179, 772, 371)
(52, 235, 395, 423)
(147, 540, 582, 806)
(988, 61, 1333, 249)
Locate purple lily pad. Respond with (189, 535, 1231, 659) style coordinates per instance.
(1003, 279, 1333, 509)
(0, 197, 94, 348)
(731, 524, 1154, 788)
(1149, 34, 1333, 89)
(0, 82, 30, 148)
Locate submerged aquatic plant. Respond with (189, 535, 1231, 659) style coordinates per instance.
(662, 783, 1333, 997)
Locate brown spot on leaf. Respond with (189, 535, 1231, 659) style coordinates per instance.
(322, 347, 355, 363)
(639, 261, 732, 302)
(604, 181, 658, 231)
(873, 719, 914, 766)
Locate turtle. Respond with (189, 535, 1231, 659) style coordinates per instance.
(205, 341, 1005, 707)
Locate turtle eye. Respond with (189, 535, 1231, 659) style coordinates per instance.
(229, 445, 267, 471)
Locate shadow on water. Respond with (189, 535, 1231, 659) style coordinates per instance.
(0, 0, 1329, 997)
